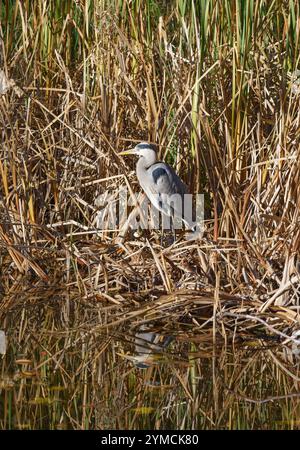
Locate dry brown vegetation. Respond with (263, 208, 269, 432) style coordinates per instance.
(0, 0, 300, 429)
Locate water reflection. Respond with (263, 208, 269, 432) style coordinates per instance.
(0, 290, 300, 429)
(132, 327, 174, 369)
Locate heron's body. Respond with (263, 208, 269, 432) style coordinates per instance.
(120, 143, 192, 229)
(136, 150, 188, 220)
(134, 328, 173, 369)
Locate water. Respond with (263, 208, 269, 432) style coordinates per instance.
(0, 286, 300, 429)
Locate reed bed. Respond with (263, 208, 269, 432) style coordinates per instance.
(0, 0, 300, 429)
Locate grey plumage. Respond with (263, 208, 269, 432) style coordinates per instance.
(120, 142, 193, 230)
(134, 329, 173, 369)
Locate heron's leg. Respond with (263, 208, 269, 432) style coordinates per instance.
(162, 215, 175, 247)
(167, 205, 176, 245)
(158, 196, 164, 246)
(171, 215, 176, 243)
(161, 213, 173, 246)
(160, 211, 164, 246)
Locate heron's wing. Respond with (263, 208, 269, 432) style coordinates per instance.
(148, 163, 188, 196)
(147, 163, 189, 221)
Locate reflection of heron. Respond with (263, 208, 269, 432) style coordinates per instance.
(119, 142, 195, 231)
(133, 329, 173, 369)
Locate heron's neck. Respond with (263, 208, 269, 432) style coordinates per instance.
(136, 151, 156, 187)
(137, 151, 156, 171)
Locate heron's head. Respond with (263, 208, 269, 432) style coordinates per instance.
(119, 142, 157, 159)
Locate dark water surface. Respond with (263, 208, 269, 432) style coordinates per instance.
(0, 286, 300, 430)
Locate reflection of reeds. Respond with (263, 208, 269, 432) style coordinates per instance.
(0, 0, 300, 429)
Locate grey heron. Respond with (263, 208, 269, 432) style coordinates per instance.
(119, 329, 173, 369)
(133, 329, 173, 369)
(119, 142, 195, 232)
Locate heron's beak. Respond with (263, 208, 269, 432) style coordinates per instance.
(118, 148, 137, 156)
